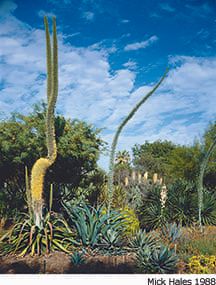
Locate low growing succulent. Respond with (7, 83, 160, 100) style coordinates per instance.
(63, 202, 126, 248)
(161, 222, 182, 244)
(71, 250, 86, 266)
(145, 246, 178, 274)
(0, 211, 77, 256)
(130, 229, 159, 250)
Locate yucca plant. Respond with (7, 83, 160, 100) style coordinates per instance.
(137, 185, 168, 230)
(167, 179, 196, 226)
(107, 69, 168, 212)
(201, 190, 216, 226)
(131, 230, 178, 273)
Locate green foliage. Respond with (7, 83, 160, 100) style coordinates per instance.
(0, 184, 24, 221)
(161, 223, 182, 244)
(63, 202, 126, 248)
(167, 179, 196, 226)
(142, 246, 178, 274)
(133, 140, 175, 176)
(0, 211, 76, 256)
(179, 235, 216, 257)
(130, 229, 159, 250)
(0, 103, 105, 215)
(200, 190, 216, 226)
(71, 250, 86, 265)
(197, 135, 216, 228)
(131, 230, 178, 273)
(137, 185, 168, 231)
(120, 207, 140, 237)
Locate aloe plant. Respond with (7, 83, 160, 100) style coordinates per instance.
(107, 69, 168, 212)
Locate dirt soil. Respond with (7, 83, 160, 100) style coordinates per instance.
(0, 252, 136, 274)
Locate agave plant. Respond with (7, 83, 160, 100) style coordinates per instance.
(71, 250, 86, 265)
(145, 246, 178, 274)
(63, 202, 126, 248)
(130, 229, 159, 250)
(161, 223, 182, 244)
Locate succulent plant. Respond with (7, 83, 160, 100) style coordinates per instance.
(63, 202, 126, 248)
(30, 16, 59, 227)
(161, 222, 182, 244)
(145, 246, 178, 274)
(71, 250, 86, 265)
(107, 69, 168, 212)
(130, 229, 159, 250)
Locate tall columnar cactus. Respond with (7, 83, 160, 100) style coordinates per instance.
(107, 69, 168, 212)
(197, 136, 216, 230)
(31, 16, 58, 227)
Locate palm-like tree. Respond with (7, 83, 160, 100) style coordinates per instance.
(115, 150, 131, 165)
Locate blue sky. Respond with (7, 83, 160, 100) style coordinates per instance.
(0, 0, 216, 169)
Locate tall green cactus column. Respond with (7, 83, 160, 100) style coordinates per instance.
(30, 16, 58, 227)
(107, 69, 168, 213)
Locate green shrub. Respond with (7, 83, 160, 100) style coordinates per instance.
(120, 207, 140, 237)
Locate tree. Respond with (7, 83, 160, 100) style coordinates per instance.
(114, 150, 131, 185)
(132, 140, 176, 178)
(0, 103, 104, 216)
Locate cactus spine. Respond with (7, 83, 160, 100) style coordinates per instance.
(197, 136, 216, 230)
(107, 69, 168, 213)
(30, 16, 58, 227)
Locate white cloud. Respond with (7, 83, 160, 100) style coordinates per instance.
(0, 13, 215, 170)
(124, 35, 158, 51)
(123, 60, 137, 70)
(82, 11, 95, 21)
(159, 3, 175, 12)
(38, 10, 56, 18)
(121, 19, 130, 24)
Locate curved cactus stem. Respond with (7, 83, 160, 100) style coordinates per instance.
(107, 69, 169, 213)
(197, 136, 216, 232)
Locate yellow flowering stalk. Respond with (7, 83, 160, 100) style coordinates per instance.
(30, 16, 58, 227)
